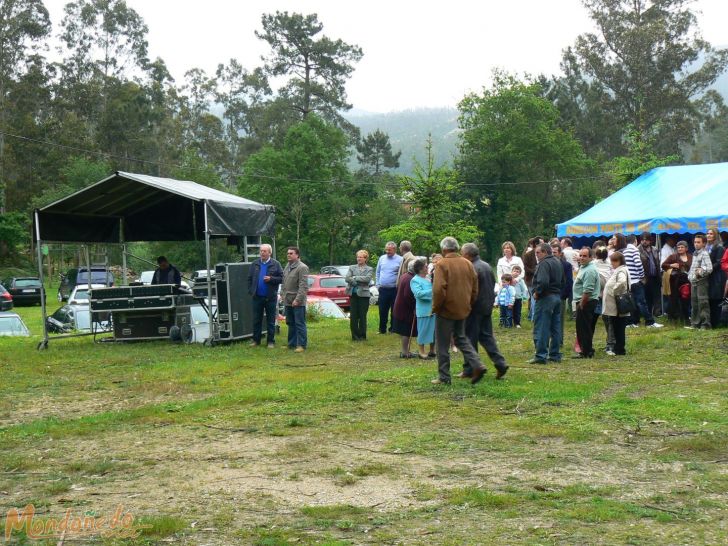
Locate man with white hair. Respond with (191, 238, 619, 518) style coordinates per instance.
(247, 243, 283, 348)
(431, 237, 487, 385)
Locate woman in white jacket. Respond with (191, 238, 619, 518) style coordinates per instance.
(602, 251, 631, 356)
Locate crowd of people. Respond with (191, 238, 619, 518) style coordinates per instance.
(242, 229, 727, 384)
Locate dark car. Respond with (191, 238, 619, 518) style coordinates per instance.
(2, 277, 44, 306)
(46, 304, 110, 333)
(307, 274, 350, 310)
(0, 284, 13, 311)
(58, 268, 114, 302)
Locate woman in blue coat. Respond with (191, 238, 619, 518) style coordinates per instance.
(410, 259, 435, 359)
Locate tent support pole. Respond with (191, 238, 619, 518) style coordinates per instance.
(204, 202, 214, 342)
(35, 210, 49, 350)
(120, 218, 128, 285)
(656, 233, 664, 317)
(84, 245, 94, 336)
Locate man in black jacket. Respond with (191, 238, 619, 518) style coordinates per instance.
(247, 244, 283, 348)
(530, 243, 565, 364)
(638, 233, 661, 316)
(461, 243, 509, 379)
(151, 256, 181, 286)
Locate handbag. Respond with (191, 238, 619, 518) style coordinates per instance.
(679, 283, 691, 300)
(615, 292, 636, 315)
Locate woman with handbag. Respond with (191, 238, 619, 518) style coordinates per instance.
(602, 251, 631, 356)
(661, 241, 692, 324)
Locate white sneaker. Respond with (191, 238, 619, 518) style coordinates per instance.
(606, 350, 616, 356)
(647, 323, 664, 328)
(684, 326, 695, 330)
(516, 325, 521, 329)
(626, 324, 638, 329)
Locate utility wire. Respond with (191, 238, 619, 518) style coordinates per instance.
(0, 129, 607, 189)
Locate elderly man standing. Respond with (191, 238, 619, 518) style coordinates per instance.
(573, 247, 601, 358)
(461, 243, 509, 380)
(282, 247, 309, 352)
(529, 243, 565, 364)
(376, 241, 403, 334)
(396, 240, 415, 286)
(247, 244, 283, 348)
(431, 237, 487, 385)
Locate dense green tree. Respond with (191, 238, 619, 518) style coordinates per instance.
(380, 136, 480, 255)
(356, 129, 401, 176)
(567, 0, 728, 156)
(0, 0, 51, 212)
(256, 11, 362, 135)
(458, 74, 597, 261)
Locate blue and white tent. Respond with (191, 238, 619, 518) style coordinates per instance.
(556, 162, 728, 237)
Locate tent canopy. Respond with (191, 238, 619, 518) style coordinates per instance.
(557, 162, 728, 238)
(36, 171, 275, 243)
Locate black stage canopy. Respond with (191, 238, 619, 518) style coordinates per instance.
(35, 171, 275, 243)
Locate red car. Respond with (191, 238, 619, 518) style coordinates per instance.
(307, 274, 349, 309)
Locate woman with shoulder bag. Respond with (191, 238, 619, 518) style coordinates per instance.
(602, 251, 631, 356)
(661, 241, 692, 324)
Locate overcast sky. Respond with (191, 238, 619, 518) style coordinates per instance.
(44, 0, 728, 113)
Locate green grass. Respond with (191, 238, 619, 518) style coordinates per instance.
(0, 286, 727, 544)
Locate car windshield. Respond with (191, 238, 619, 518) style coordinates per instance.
(310, 300, 346, 318)
(72, 289, 90, 300)
(77, 271, 112, 284)
(320, 277, 346, 288)
(15, 279, 41, 288)
(0, 316, 29, 336)
(140, 271, 154, 283)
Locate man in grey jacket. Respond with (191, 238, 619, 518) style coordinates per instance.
(530, 243, 565, 364)
(282, 247, 309, 351)
(461, 243, 509, 379)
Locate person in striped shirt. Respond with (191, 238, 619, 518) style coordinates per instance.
(623, 235, 663, 328)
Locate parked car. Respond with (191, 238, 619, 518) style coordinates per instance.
(320, 265, 350, 277)
(46, 304, 110, 333)
(0, 312, 30, 336)
(68, 284, 106, 305)
(2, 277, 44, 306)
(134, 271, 155, 285)
(317, 267, 379, 306)
(306, 296, 348, 319)
(306, 274, 349, 309)
(58, 268, 114, 302)
(0, 283, 13, 311)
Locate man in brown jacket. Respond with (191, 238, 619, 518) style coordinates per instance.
(432, 237, 486, 385)
(282, 247, 309, 352)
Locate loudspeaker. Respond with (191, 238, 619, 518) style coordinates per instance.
(215, 262, 254, 340)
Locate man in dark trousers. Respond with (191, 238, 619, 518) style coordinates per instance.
(431, 237, 487, 385)
(529, 243, 565, 364)
(572, 247, 601, 358)
(461, 243, 509, 379)
(151, 256, 181, 286)
(638, 232, 661, 317)
(247, 243, 283, 348)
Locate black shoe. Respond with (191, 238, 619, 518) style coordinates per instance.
(495, 366, 509, 380)
(548, 358, 561, 363)
(527, 358, 547, 364)
(399, 352, 416, 359)
(427, 351, 437, 358)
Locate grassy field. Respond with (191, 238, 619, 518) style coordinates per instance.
(1, 289, 727, 545)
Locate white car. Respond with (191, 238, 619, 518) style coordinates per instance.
(0, 312, 30, 336)
(68, 284, 107, 305)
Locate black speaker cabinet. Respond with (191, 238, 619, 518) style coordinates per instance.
(113, 310, 176, 340)
(215, 262, 253, 340)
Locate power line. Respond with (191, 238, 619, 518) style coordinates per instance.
(0, 129, 607, 189)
